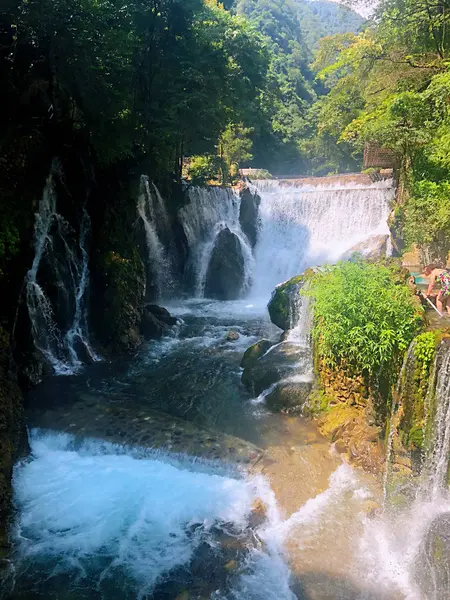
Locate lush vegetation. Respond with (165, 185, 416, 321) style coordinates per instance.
(312, 0, 450, 260)
(305, 261, 423, 378)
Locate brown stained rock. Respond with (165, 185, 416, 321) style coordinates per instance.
(225, 331, 240, 342)
(249, 498, 268, 529)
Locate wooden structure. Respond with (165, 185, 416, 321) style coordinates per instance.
(363, 143, 396, 169)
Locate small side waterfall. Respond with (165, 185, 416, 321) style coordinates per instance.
(423, 343, 450, 498)
(25, 163, 98, 374)
(178, 186, 254, 297)
(137, 175, 174, 298)
(362, 341, 450, 598)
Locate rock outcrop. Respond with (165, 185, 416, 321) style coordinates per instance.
(205, 227, 245, 300)
(268, 275, 304, 331)
(141, 304, 177, 339)
(240, 339, 275, 370)
(0, 328, 27, 556)
(239, 186, 260, 248)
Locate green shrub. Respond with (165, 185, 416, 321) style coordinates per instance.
(404, 180, 450, 253)
(188, 155, 222, 186)
(414, 331, 437, 381)
(305, 260, 423, 378)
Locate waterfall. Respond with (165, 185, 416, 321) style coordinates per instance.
(382, 340, 417, 501)
(251, 178, 394, 298)
(178, 186, 253, 297)
(422, 343, 450, 498)
(361, 342, 450, 598)
(25, 163, 98, 375)
(137, 175, 174, 298)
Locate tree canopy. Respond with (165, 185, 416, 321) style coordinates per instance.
(311, 0, 450, 259)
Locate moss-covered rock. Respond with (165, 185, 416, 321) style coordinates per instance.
(240, 339, 274, 370)
(267, 275, 304, 331)
(96, 249, 146, 353)
(416, 513, 450, 598)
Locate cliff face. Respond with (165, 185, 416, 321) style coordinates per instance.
(0, 328, 28, 557)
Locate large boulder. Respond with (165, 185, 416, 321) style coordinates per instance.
(204, 227, 245, 300)
(141, 304, 177, 339)
(415, 512, 450, 598)
(268, 275, 305, 331)
(265, 379, 312, 412)
(239, 186, 260, 248)
(240, 339, 275, 370)
(242, 342, 310, 397)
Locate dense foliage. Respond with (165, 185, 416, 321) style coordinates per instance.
(312, 0, 450, 259)
(306, 261, 423, 377)
(234, 0, 364, 174)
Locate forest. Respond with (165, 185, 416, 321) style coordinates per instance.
(2, 0, 450, 276)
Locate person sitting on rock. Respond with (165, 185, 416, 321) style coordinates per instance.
(422, 263, 450, 315)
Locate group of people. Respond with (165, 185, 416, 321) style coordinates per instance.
(419, 264, 450, 316)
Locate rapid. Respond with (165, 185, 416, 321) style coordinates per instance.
(7, 174, 438, 600)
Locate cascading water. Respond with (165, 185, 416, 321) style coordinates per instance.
(25, 163, 98, 375)
(178, 186, 254, 297)
(10, 174, 402, 600)
(359, 342, 450, 599)
(9, 429, 296, 600)
(137, 175, 175, 298)
(250, 178, 394, 298)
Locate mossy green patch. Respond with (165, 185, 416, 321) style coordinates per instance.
(267, 275, 304, 331)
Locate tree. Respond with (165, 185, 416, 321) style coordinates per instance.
(220, 123, 253, 181)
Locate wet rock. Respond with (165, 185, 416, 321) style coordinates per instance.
(249, 498, 267, 529)
(0, 327, 28, 557)
(240, 339, 274, 370)
(239, 186, 260, 248)
(205, 227, 245, 300)
(264, 380, 312, 412)
(268, 275, 305, 331)
(342, 234, 389, 261)
(141, 304, 177, 339)
(242, 342, 310, 396)
(225, 330, 240, 341)
(416, 512, 450, 598)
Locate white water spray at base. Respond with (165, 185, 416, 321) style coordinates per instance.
(12, 430, 297, 600)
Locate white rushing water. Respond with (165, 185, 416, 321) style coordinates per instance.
(179, 186, 254, 297)
(251, 179, 394, 298)
(358, 343, 450, 600)
(174, 178, 394, 302)
(137, 175, 175, 298)
(25, 163, 99, 375)
(12, 430, 296, 600)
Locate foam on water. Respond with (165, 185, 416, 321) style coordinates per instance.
(12, 430, 297, 600)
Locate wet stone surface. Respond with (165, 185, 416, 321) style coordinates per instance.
(28, 398, 264, 465)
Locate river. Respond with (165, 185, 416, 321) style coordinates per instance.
(4, 176, 403, 599)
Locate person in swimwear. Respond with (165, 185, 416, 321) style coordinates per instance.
(422, 263, 450, 315)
